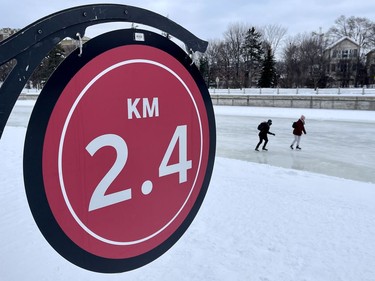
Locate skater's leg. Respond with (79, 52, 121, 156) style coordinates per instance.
(262, 136, 269, 150)
(296, 136, 301, 146)
(255, 135, 263, 150)
(296, 136, 302, 149)
(291, 135, 298, 149)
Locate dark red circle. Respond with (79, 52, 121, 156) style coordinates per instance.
(43, 45, 209, 258)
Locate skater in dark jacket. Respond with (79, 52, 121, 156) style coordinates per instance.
(255, 119, 275, 151)
(290, 115, 306, 150)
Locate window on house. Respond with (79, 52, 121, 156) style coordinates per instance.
(332, 50, 338, 58)
(349, 49, 358, 58)
(342, 50, 348, 59)
(340, 63, 348, 72)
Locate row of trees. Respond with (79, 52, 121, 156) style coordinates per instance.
(1, 15, 375, 89)
(197, 15, 375, 89)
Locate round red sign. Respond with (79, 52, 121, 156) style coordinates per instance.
(24, 29, 215, 272)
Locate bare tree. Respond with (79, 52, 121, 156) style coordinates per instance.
(282, 36, 302, 87)
(204, 39, 223, 87)
(299, 35, 327, 88)
(259, 24, 287, 57)
(281, 33, 318, 87)
(223, 23, 248, 87)
(328, 15, 375, 52)
(214, 40, 233, 88)
(370, 24, 375, 49)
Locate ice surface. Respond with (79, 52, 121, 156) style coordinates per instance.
(215, 111, 375, 184)
(8, 100, 375, 183)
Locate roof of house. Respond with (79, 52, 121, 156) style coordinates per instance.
(325, 36, 359, 51)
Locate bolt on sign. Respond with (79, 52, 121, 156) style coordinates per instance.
(0, 5, 215, 273)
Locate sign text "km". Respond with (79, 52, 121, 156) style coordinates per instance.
(127, 97, 159, 119)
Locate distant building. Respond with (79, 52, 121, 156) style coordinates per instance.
(1, 27, 90, 56)
(0, 28, 20, 41)
(60, 36, 90, 54)
(324, 36, 360, 87)
(1, 27, 90, 44)
(366, 50, 375, 86)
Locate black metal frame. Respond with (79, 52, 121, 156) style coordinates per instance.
(0, 4, 208, 138)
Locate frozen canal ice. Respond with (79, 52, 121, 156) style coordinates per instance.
(6, 101, 375, 184)
(215, 106, 375, 184)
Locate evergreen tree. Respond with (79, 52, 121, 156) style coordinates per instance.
(242, 27, 264, 87)
(198, 55, 210, 87)
(0, 59, 16, 82)
(30, 44, 65, 89)
(258, 48, 277, 87)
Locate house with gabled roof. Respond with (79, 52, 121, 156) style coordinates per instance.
(324, 36, 360, 87)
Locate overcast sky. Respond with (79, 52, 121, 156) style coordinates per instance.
(1, 0, 374, 41)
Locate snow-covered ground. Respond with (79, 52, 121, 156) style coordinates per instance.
(1, 101, 375, 281)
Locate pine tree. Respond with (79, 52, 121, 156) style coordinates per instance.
(198, 55, 210, 87)
(242, 27, 264, 87)
(30, 44, 65, 89)
(258, 48, 277, 88)
(0, 59, 16, 82)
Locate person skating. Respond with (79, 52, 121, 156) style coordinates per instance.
(255, 119, 275, 151)
(290, 115, 306, 150)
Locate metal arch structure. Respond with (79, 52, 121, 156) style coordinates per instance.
(0, 3, 208, 138)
